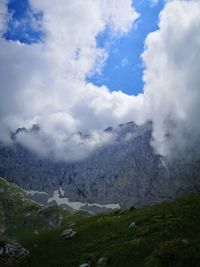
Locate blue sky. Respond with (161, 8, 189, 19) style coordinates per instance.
(4, 0, 43, 44)
(88, 0, 165, 95)
(4, 0, 164, 95)
(1, 0, 200, 160)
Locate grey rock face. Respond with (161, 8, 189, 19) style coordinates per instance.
(97, 256, 108, 266)
(61, 228, 76, 239)
(129, 222, 136, 228)
(0, 241, 29, 265)
(79, 263, 90, 267)
(0, 121, 200, 209)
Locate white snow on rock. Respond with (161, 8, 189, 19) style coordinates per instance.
(48, 188, 120, 210)
(25, 190, 48, 196)
(24, 187, 120, 211)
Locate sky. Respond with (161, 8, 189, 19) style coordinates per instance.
(88, 0, 165, 95)
(4, 0, 43, 43)
(3, 0, 165, 95)
(0, 0, 200, 161)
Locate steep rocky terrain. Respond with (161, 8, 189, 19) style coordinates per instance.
(0, 121, 200, 209)
(0, 177, 87, 240)
(0, 177, 88, 265)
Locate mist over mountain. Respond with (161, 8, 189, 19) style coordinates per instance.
(0, 0, 199, 214)
(0, 0, 200, 166)
(0, 1, 200, 266)
(0, 121, 199, 212)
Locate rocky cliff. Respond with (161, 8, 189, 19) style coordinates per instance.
(0, 121, 199, 210)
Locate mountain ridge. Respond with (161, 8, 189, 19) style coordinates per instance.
(0, 121, 200, 211)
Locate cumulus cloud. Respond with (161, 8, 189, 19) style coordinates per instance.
(142, 0, 200, 158)
(0, 0, 200, 162)
(0, 0, 141, 160)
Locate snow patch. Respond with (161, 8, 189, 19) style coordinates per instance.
(25, 190, 48, 196)
(48, 188, 120, 210)
(24, 187, 120, 211)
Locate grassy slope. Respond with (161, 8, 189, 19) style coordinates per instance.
(0, 177, 87, 242)
(14, 192, 200, 267)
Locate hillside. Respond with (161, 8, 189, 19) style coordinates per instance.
(4, 191, 200, 267)
(0, 177, 87, 241)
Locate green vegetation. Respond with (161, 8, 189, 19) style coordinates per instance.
(1, 176, 200, 267)
(0, 177, 87, 241)
(17, 193, 200, 266)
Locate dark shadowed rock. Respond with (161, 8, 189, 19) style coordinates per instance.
(97, 256, 108, 266)
(0, 241, 29, 265)
(79, 263, 90, 267)
(129, 222, 136, 228)
(61, 228, 76, 239)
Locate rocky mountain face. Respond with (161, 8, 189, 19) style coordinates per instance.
(0, 121, 200, 210)
(0, 241, 30, 265)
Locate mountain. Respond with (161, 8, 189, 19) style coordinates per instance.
(8, 191, 200, 267)
(0, 177, 87, 241)
(0, 121, 200, 211)
(1, 177, 200, 266)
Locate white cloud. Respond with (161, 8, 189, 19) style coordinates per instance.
(15, 126, 115, 162)
(150, 0, 159, 6)
(0, 0, 8, 34)
(0, 0, 141, 160)
(121, 58, 128, 67)
(142, 0, 200, 158)
(0, 0, 200, 162)
(99, 0, 139, 34)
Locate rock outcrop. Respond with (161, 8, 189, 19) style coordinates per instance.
(0, 241, 29, 265)
(61, 228, 76, 239)
(79, 263, 90, 267)
(97, 256, 108, 266)
(0, 121, 200, 209)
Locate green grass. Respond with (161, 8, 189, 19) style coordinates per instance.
(1, 176, 200, 267)
(0, 177, 88, 242)
(10, 192, 200, 267)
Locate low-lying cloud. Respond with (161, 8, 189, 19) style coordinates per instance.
(0, 0, 200, 162)
(142, 0, 200, 158)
